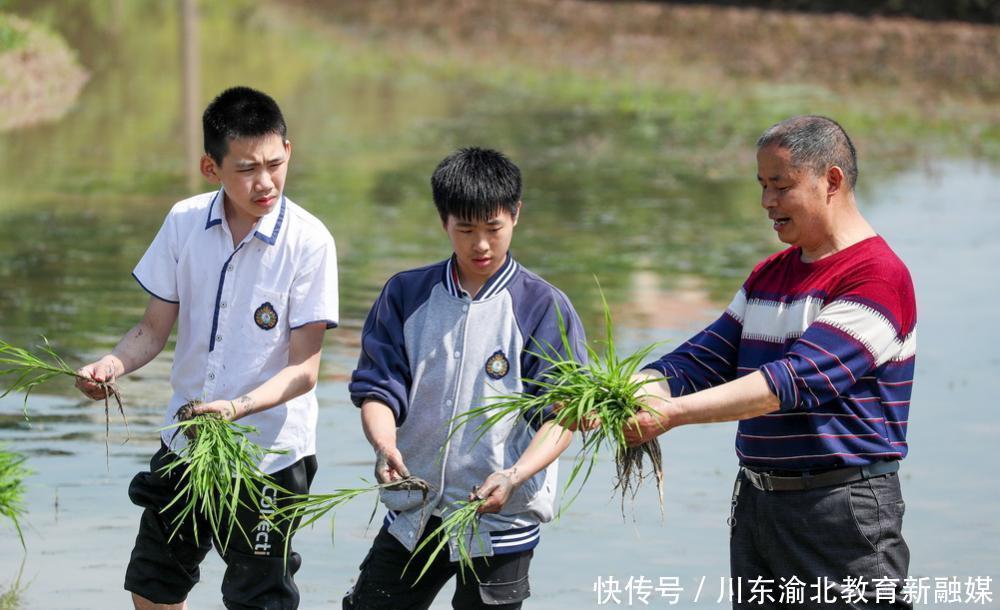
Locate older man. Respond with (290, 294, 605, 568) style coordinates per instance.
(628, 116, 915, 609)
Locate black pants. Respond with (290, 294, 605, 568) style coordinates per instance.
(124, 443, 318, 609)
(344, 519, 533, 610)
(730, 469, 911, 609)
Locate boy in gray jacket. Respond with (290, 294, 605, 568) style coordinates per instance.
(345, 147, 587, 609)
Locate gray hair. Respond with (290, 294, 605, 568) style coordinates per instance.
(756, 115, 858, 190)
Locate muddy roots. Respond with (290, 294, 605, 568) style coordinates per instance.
(613, 439, 665, 519)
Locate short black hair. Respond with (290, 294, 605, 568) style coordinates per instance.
(431, 147, 522, 223)
(202, 86, 287, 165)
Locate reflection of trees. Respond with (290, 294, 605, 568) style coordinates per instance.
(0, 0, 920, 352)
(0, 205, 161, 359)
(351, 105, 901, 331)
(359, 107, 777, 327)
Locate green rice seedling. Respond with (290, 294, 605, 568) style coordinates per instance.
(272, 475, 431, 559)
(0, 557, 27, 609)
(0, 445, 29, 549)
(451, 285, 667, 517)
(404, 497, 486, 584)
(0, 337, 128, 457)
(275, 475, 430, 535)
(158, 401, 286, 553)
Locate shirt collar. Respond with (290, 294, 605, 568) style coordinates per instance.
(205, 188, 224, 229)
(444, 253, 519, 301)
(204, 187, 286, 246)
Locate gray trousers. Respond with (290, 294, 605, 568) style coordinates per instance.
(730, 469, 911, 609)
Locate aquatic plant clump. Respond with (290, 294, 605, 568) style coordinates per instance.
(0, 337, 128, 455)
(452, 289, 667, 516)
(404, 497, 487, 584)
(0, 446, 29, 549)
(159, 401, 285, 553)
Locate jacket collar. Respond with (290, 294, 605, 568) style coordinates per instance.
(444, 253, 519, 301)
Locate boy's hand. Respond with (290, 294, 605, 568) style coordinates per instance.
(75, 355, 124, 400)
(375, 446, 410, 484)
(555, 400, 601, 432)
(472, 467, 519, 514)
(190, 399, 241, 421)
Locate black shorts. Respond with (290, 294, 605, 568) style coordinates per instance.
(124, 443, 317, 609)
(343, 518, 533, 610)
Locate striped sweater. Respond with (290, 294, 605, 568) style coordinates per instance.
(645, 236, 916, 471)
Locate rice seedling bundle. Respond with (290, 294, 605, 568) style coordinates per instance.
(404, 497, 486, 584)
(159, 402, 285, 553)
(0, 337, 127, 457)
(275, 475, 430, 534)
(452, 288, 667, 516)
(274, 477, 477, 583)
(0, 446, 29, 548)
(272, 475, 431, 558)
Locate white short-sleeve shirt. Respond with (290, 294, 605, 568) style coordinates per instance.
(133, 189, 338, 473)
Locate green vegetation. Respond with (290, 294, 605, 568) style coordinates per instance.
(273, 475, 430, 556)
(278, 2, 999, 163)
(0, 561, 26, 610)
(0, 338, 125, 433)
(0, 0, 995, 355)
(453, 288, 666, 515)
(0, 337, 80, 417)
(404, 498, 487, 584)
(0, 445, 28, 548)
(159, 403, 285, 553)
(0, 14, 28, 52)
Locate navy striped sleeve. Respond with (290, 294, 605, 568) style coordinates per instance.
(349, 277, 413, 424)
(761, 278, 916, 412)
(644, 310, 744, 396)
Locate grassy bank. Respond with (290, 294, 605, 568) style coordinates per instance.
(285, 0, 999, 163)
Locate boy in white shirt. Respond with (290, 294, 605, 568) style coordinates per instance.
(76, 86, 337, 610)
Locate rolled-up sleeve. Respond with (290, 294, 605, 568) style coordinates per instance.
(643, 287, 746, 396)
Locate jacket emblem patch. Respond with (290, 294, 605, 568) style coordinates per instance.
(485, 350, 510, 380)
(254, 302, 278, 330)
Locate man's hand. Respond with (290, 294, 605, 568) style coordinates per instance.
(375, 446, 410, 484)
(623, 408, 672, 447)
(472, 468, 519, 514)
(75, 355, 124, 400)
(624, 374, 674, 447)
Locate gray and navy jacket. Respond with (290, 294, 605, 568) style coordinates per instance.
(349, 254, 587, 560)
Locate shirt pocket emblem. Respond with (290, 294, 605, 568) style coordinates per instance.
(254, 302, 279, 330)
(485, 350, 510, 380)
